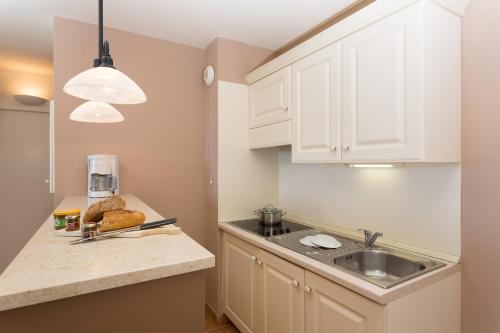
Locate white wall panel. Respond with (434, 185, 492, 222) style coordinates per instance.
(279, 149, 461, 256)
(218, 81, 279, 221)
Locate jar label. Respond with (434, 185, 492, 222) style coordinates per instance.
(54, 217, 66, 228)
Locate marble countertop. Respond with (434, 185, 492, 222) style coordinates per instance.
(219, 222, 459, 305)
(0, 194, 214, 312)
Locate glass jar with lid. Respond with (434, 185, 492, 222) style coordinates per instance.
(53, 209, 81, 230)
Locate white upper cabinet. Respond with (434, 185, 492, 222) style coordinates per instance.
(249, 66, 291, 129)
(246, 0, 462, 162)
(291, 43, 341, 163)
(341, 5, 422, 162)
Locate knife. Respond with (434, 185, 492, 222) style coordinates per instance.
(70, 218, 177, 244)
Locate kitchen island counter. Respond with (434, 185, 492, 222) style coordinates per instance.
(0, 194, 214, 312)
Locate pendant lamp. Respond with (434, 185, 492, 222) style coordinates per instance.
(64, 0, 146, 106)
(69, 101, 124, 123)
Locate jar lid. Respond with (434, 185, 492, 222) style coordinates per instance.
(53, 208, 81, 216)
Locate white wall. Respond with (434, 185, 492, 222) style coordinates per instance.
(218, 81, 279, 222)
(279, 148, 461, 257)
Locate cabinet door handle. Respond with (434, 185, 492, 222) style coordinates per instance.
(251, 256, 257, 263)
(331, 146, 337, 152)
(283, 106, 289, 111)
(342, 145, 350, 151)
(292, 280, 299, 288)
(256, 259, 263, 266)
(304, 286, 312, 293)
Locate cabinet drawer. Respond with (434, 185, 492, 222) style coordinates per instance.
(249, 120, 291, 149)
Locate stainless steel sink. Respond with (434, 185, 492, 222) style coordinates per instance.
(333, 248, 445, 288)
(267, 229, 446, 289)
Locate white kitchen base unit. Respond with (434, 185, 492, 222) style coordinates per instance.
(222, 232, 460, 333)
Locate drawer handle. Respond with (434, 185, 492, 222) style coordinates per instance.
(283, 106, 289, 111)
(251, 256, 257, 263)
(256, 259, 263, 266)
(331, 146, 337, 152)
(342, 145, 350, 151)
(304, 286, 312, 293)
(292, 280, 299, 288)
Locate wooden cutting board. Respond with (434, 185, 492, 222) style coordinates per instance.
(55, 225, 182, 238)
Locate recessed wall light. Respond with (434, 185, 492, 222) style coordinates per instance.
(14, 94, 48, 106)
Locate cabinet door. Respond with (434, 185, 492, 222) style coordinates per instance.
(249, 66, 291, 128)
(305, 272, 386, 333)
(260, 250, 304, 333)
(223, 233, 261, 333)
(291, 42, 341, 163)
(341, 5, 424, 162)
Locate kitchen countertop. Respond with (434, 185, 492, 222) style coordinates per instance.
(0, 194, 214, 312)
(219, 222, 460, 305)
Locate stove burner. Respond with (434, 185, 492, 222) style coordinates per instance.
(228, 219, 312, 237)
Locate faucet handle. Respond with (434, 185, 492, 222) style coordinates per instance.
(358, 229, 372, 237)
(358, 229, 383, 247)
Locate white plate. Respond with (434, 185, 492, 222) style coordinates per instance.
(310, 234, 342, 249)
(299, 236, 319, 247)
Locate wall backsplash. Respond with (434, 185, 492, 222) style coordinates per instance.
(279, 148, 461, 257)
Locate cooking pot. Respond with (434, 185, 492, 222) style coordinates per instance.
(255, 205, 286, 225)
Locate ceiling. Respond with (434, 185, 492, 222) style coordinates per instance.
(0, 0, 360, 74)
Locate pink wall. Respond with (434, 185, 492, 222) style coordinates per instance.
(462, 1, 500, 331)
(54, 20, 272, 311)
(53, 17, 207, 244)
(203, 38, 272, 314)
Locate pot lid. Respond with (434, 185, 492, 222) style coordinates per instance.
(258, 204, 283, 213)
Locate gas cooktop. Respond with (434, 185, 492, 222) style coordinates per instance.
(228, 219, 312, 237)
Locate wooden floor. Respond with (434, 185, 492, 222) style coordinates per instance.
(205, 307, 240, 333)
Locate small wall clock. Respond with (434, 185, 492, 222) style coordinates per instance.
(203, 65, 215, 86)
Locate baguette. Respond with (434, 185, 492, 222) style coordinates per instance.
(83, 195, 126, 222)
(98, 209, 145, 232)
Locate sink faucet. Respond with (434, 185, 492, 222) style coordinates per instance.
(359, 229, 383, 248)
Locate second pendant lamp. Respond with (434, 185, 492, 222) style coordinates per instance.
(65, 0, 146, 123)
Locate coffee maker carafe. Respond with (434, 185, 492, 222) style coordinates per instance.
(87, 155, 119, 202)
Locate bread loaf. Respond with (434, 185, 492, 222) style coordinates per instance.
(83, 195, 126, 222)
(98, 209, 145, 232)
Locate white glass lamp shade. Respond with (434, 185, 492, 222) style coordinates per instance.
(69, 101, 124, 123)
(64, 66, 147, 104)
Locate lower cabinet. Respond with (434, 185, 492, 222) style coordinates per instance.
(260, 250, 304, 333)
(305, 271, 385, 333)
(223, 233, 385, 333)
(222, 233, 260, 333)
